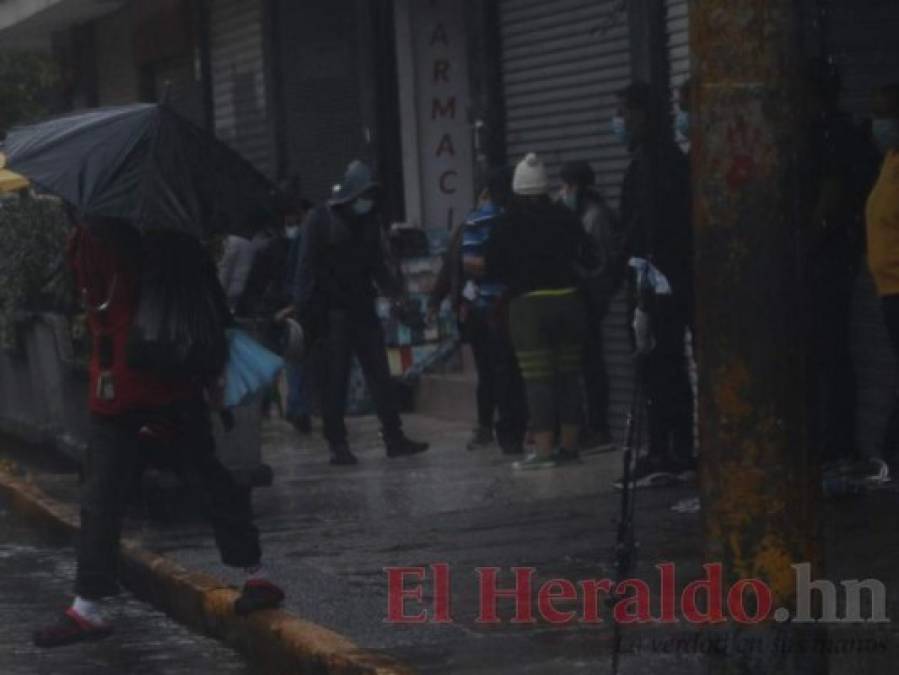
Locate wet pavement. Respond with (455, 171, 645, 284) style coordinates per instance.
(0, 496, 251, 675)
(12, 413, 899, 674)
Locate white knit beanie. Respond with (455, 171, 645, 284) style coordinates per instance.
(513, 152, 549, 196)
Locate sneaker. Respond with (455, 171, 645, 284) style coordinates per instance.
(466, 427, 494, 451)
(554, 447, 582, 464)
(513, 453, 558, 471)
(329, 444, 359, 466)
(33, 609, 113, 648)
(499, 442, 525, 455)
(613, 456, 680, 489)
(580, 429, 616, 454)
(234, 579, 285, 617)
(385, 435, 430, 458)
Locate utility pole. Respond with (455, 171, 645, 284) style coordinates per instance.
(691, 1, 825, 673)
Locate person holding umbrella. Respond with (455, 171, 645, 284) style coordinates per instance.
(290, 160, 429, 465)
(2, 104, 287, 647)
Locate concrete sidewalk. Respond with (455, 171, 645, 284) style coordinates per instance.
(17, 413, 899, 674)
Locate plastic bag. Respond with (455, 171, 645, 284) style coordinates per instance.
(223, 329, 284, 408)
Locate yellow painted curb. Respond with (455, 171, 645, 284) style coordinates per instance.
(0, 469, 415, 675)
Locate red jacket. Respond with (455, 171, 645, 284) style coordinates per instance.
(67, 225, 196, 415)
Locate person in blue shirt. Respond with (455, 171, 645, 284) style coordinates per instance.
(429, 168, 528, 454)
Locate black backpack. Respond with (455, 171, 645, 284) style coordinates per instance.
(126, 230, 230, 382)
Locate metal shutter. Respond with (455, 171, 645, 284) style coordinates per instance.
(94, 7, 138, 106)
(276, 0, 368, 202)
(499, 0, 635, 443)
(666, 0, 689, 130)
(209, 0, 272, 177)
(155, 55, 204, 127)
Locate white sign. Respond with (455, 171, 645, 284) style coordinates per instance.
(395, 0, 475, 231)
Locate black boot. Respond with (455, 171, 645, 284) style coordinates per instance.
(329, 443, 359, 466)
(385, 433, 429, 458)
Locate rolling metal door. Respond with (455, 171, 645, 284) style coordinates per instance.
(94, 6, 138, 106)
(276, 0, 368, 203)
(209, 0, 272, 177)
(499, 0, 634, 443)
(666, 0, 689, 126)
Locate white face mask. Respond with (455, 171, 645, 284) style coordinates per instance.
(352, 198, 374, 216)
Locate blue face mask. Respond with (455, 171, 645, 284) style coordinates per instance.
(611, 115, 631, 146)
(352, 197, 374, 216)
(676, 110, 690, 140)
(873, 118, 899, 155)
(561, 191, 578, 211)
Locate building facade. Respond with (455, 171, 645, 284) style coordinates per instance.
(1, 0, 897, 450)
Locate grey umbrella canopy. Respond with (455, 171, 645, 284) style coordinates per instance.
(1, 103, 275, 237)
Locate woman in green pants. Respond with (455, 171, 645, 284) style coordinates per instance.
(487, 153, 597, 470)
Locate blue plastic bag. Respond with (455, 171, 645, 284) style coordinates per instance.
(223, 329, 284, 408)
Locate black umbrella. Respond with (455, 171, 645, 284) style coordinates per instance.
(1, 103, 276, 238)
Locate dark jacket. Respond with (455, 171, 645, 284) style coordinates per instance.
(486, 196, 595, 297)
(620, 140, 693, 321)
(292, 205, 401, 329)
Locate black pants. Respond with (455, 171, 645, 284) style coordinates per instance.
(582, 297, 611, 435)
(881, 295, 899, 468)
(644, 298, 694, 465)
(317, 309, 402, 447)
(76, 399, 260, 599)
(464, 306, 528, 446)
(810, 263, 858, 463)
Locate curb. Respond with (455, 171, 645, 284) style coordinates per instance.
(0, 469, 415, 675)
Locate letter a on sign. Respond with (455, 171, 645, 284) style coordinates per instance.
(431, 23, 449, 46)
(436, 133, 455, 158)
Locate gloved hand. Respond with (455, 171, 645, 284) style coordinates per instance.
(633, 307, 655, 355)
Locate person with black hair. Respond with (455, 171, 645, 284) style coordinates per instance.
(803, 59, 878, 467)
(429, 167, 528, 454)
(487, 153, 596, 470)
(292, 160, 429, 465)
(867, 81, 899, 479)
(612, 81, 695, 488)
(559, 160, 620, 451)
(34, 218, 284, 648)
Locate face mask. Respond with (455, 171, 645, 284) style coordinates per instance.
(872, 118, 899, 154)
(561, 191, 578, 211)
(285, 225, 300, 240)
(352, 198, 374, 216)
(676, 110, 690, 140)
(611, 115, 631, 146)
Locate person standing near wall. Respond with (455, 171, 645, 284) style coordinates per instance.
(865, 82, 899, 480)
(612, 81, 695, 488)
(292, 160, 429, 466)
(559, 160, 620, 452)
(487, 153, 595, 470)
(429, 167, 528, 455)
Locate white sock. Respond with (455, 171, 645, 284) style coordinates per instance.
(71, 596, 106, 625)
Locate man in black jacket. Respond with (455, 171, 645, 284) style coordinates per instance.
(613, 81, 695, 487)
(292, 160, 428, 465)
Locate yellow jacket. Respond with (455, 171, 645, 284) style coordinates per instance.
(867, 150, 899, 296)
